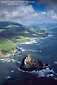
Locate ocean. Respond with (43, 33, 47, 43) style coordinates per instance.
(0, 27, 57, 85)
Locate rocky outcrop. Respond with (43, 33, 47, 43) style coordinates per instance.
(20, 54, 43, 71)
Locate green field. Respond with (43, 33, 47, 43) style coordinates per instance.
(0, 29, 5, 32)
(15, 36, 32, 43)
(0, 37, 15, 55)
(5, 25, 19, 28)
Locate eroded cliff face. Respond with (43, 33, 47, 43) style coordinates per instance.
(20, 54, 43, 71)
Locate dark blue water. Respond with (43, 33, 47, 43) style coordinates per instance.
(0, 28, 57, 85)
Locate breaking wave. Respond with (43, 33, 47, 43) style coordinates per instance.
(48, 34, 53, 37)
(30, 50, 38, 52)
(0, 58, 16, 63)
(54, 61, 57, 64)
(18, 65, 57, 80)
(19, 38, 38, 45)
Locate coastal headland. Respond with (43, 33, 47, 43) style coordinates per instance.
(0, 22, 47, 58)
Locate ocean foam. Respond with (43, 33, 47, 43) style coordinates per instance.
(17, 60, 21, 64)
(19, 48, 25, 52)
(40, 38, 45, 39)
(0, 58, 16, 63)
(0, 59, 5, 61)
(30, 50, 38, 52)
(33, 68, 54, 78)
(18, 67, 57, 79)
(54, 77, 57, 80)
(0, 58, 11, 63)
(11, 70, 14, 73)
(20, 39, 37, 44)
(48, 34, 53, 37)
(39, 50, 41, 52)
(54, 61, 57, 64)
(11, 59, 16, 62)
(5, 76, 11, 79)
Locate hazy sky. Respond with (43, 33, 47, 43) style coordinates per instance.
(0, 0, 57, 25)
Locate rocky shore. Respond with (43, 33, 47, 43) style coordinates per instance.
(0, 32, 48, 59)
(0, 49, 17, 58)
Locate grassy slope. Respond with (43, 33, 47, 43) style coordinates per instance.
(0, 22, 46, 56)
(0, 37, 16, 56)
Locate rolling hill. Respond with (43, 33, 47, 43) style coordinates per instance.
(0, 21, 47, 57)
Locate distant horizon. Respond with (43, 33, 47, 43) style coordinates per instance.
(0, 21, 57, 26)
(0, 0, 57, 25)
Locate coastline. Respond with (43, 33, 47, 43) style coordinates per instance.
(15, 36, 47, 45)
(0, 37, 39, 59)
(0, 32, 48, 59)
(15, 32, 48, 44)
(0, 48, 17, 59)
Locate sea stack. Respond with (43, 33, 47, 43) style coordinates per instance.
(20, 54, 43, 71)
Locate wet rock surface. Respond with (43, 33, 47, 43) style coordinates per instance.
(20, 54, 43, 71)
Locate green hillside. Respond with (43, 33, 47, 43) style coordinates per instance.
(0, 38, 15, 55)
(0, 22, 46, 57)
